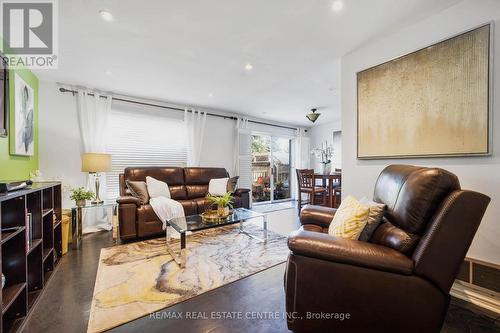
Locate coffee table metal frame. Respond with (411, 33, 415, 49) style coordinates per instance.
(165, 208, 268, 268)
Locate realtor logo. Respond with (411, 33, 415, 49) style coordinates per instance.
(0, 0, 58, 68)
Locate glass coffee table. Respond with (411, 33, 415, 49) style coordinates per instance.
(166, 208, 267, 268)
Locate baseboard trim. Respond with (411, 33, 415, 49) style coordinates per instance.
(451, 280, 500, 315)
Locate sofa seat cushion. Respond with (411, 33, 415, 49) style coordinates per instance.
(138, 201, 199, 222)
(288, 229, 414, 275)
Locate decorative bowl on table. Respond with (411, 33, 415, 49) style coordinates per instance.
(201, 209, 233, 223)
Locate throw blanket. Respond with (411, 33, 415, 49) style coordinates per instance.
(149, 197, 185, 238)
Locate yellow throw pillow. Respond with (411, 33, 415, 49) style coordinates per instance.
(328, 195, 370, 240)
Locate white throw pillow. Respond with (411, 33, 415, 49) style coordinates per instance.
(208, 178, 229, 196)
(146, 176, 171, 199)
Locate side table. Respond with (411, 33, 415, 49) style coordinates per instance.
(71, 202, 119, 249)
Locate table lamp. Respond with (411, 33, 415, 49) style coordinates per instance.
(81, 153, 111, 204)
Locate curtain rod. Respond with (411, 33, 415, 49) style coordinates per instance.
(58, 87, 299, 131)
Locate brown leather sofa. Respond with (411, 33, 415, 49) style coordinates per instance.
(116, 167, 250, 240)
(285, 165, 490, 333)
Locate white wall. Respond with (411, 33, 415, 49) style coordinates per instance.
(341, 0, 500, 265)
(309, 120, 341, 172)
(38, 81, 86, 207)
(38, 81, 306, 207)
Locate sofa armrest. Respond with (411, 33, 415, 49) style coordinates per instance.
(116, 195, 141, 206)
(300, 205, 336, 229)
(234, 188, 250, 196)
(288, 229, 414, 275)
(233, 188, 250, 209)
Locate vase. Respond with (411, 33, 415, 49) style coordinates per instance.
(76, 199, 86, 207)
(322, 163, 331, 175)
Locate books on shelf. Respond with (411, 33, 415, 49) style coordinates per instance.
(26, 212, 33, 251)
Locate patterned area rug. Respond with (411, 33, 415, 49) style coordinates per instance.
(87, 224, 289, 333)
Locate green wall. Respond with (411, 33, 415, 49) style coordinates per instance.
(0, 66, 39, 180)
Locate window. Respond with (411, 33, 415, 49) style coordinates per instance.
(105, 103, 187, 201)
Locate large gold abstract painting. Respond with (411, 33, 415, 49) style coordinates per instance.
(357, 24, 491, 159)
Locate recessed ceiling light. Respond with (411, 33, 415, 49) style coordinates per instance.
(104, 70, 113, 76)
(99, 10, 114, 22)
(331, 0, 344, 12)
(244, 63, 253, 71)
(208, 92, 214, 97)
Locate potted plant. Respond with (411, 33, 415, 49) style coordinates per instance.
(206, 192, 234, 217)
(70, 187, 95, 207)
(311, 142, 334, 175)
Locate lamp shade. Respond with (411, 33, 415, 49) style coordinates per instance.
(81, 153, 111, 173)
(306, 108, 321, 123)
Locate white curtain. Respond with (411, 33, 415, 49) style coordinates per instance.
(232, 118, 249, 176)
(233, 118, 252, 197)
(184, 109, 207, 166)
(76, 89, 111, 153)
(75, 88, 112, 233)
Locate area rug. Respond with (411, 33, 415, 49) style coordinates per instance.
(87, 224, 289, 333)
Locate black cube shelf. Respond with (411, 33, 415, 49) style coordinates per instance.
(0, 182, 62, 333)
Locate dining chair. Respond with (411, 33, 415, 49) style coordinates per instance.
(296, 169, 327, 215)
(333, 168, 341, 208)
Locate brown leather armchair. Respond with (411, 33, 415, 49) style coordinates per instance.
(117, 167, 250, 240)
(285, 165, 490, 333)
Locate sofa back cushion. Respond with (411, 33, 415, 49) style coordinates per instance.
(122, 167, 231, 200)
(373, 165, 460, 235)
(184, 167, 229, 199)
(124, 167, 187, 200)
(371, 165, 460, 255)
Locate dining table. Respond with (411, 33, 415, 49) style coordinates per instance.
(314, 172, 342, 208)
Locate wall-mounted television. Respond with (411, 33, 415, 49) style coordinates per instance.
(0, 52, 7, 137)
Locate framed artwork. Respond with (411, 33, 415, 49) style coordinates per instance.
(0, 52, 7, 138)
(11, 73, 35, 156)
(357, 23, 492, 159)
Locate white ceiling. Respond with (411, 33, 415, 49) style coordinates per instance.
(35, 0, 462, 127)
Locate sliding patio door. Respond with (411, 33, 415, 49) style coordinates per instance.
(251, 134, 292, 203)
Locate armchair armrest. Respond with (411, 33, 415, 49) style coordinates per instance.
(234, 188, 250, 196)
(300, 205, 336, 229)
(116, 195, 141, 206)
(288, 230, 414, 275)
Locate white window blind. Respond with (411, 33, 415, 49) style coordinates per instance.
(106, 103, 187, 201)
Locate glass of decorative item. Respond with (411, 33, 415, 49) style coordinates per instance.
(206, 192, 234, 218)
(311, 141, 334, 174)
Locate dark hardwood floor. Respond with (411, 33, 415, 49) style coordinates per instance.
(21, 207, 500, 333)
